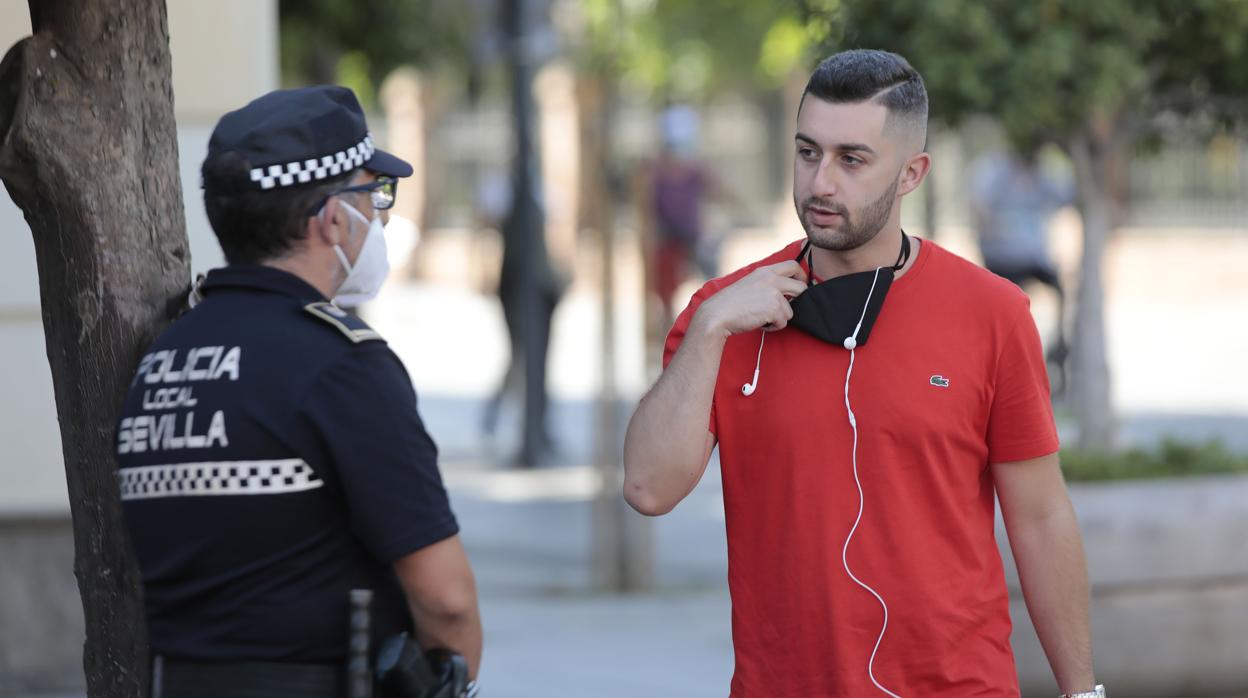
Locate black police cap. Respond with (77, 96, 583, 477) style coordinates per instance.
(203, 85, 412, 192)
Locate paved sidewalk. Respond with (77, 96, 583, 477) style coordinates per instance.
(443, 452, 735, 696)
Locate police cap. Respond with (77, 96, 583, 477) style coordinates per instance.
(204, 85, 412, 192)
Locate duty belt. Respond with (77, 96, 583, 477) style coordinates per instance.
(152, 656, 344, 698)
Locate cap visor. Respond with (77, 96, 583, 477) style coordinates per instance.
(366, 149, 414, 178)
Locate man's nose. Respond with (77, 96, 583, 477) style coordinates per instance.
(811, 158, 839, 198)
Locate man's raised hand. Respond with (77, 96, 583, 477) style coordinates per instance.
(694, 261, 808, 337)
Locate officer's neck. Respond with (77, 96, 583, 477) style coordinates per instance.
(262, 250, 340, 301)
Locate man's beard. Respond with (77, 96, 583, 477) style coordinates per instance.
(796, 176, 899, 252)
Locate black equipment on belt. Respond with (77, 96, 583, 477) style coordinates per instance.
(375, 632, 471, 698)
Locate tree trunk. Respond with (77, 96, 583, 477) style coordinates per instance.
(1066, 132, 1116, 451)
(0, 1, 189, 696)
(580, 71, 653, 592)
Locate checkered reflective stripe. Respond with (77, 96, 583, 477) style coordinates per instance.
(118, 458, 324, 501)
(248, 133, 376, 190)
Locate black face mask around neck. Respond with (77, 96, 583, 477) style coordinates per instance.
(788, 232, 910, 349)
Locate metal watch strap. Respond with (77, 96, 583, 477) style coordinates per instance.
(1060, 684, 1105, 698)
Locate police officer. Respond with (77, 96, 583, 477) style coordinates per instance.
(115, 86, 481, 697)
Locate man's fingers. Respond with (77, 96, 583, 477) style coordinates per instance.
(768, 260, 808, 282)
(758, 298, 793, 332)
(778, 278, 808, 299)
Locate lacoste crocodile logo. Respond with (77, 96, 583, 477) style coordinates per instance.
(929, 375, 950, 388)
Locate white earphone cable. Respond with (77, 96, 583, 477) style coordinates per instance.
(842, 288, 902, 697)
(855, 267, 883, 336)
(752, 330, 766, 376)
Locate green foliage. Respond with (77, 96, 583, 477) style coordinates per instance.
(811, 0, 1248, 146)
(278, 0, 475, 104)
(1061, 438, 1248, 482)
(335, 52, 375, 112)
(758, 16, 814, 82)
(572, 0, 829, 98)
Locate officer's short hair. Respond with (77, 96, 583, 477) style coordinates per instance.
(202, 151, 352, 265)
(802, 49, 928, 150)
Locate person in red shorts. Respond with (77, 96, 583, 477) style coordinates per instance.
(622, 50, 1103, 698)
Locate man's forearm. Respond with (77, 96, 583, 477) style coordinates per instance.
(395, 537, 484, 679)
(410, 601, 483, 679)
(622, 315, 725, 515)
(1008, 503, 1095, 693)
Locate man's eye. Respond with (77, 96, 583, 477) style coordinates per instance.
(842, 155, 863, 166)
(798, 147, 818, 159)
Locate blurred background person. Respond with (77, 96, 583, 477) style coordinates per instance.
(638, 104, 742, 331)
(969, 146, 1074, 395)
(476, 166, 566, 461)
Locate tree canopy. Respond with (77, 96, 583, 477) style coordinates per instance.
(816, 0, 1248, 148)
(569, 0, 821, 98)
(278, 0, 478, 108)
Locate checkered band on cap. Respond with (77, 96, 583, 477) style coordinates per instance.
(248, 133, 376, 190)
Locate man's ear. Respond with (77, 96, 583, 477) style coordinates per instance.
(312, 197, 346, 247)
(897, 151, 932, 197)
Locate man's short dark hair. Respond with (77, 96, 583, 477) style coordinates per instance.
(802, 49, 928, 148)
(202, 151, 353, 265)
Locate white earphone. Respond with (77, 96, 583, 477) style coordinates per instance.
(841, 267, 902, 698)
(842, 266, 882, 351)
(741, 370, 759, 396)
(741, 331, 766, 396)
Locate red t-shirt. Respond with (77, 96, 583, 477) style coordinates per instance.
(664, 238, 1059, 697)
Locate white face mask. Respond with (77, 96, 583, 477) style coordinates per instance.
(331, 200, 390, 307)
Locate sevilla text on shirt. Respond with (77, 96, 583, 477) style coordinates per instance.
(117, 345, 242, 454)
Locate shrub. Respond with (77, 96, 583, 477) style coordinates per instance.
(1060, 439, 1248, 482)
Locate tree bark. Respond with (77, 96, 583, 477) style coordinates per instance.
(0, 1, 189, 696)
(1067, 131, 1116, 451)
(580, 71, 654, 592)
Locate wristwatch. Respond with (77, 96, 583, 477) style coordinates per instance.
(1060, 685, 1105, 698)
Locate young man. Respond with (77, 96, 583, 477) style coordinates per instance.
(623, 50, 1101, 698)
(115, 86, 480, 697)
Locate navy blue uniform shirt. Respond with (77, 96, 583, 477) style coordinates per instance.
(115, 265, 458, 662)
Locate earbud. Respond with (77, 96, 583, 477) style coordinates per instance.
(741, 368, 759, 396)
(742, 331, 767, 397)
(843, 336, 857, 350)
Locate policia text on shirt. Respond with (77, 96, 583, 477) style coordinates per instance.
(116, 345, 239, 453)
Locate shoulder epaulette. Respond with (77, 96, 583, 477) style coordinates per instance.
(303, 302, 384, 344)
